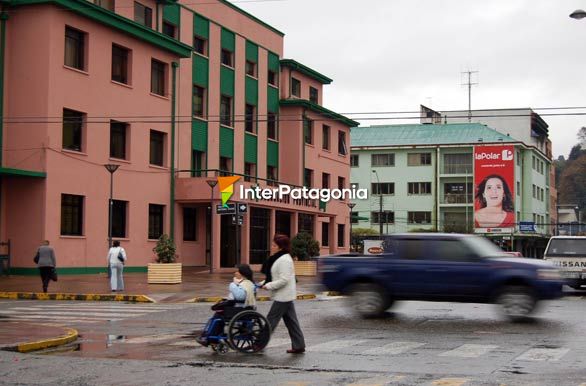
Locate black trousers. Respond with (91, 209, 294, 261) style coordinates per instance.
(266, 301, 305, 350)
(39, 267, 52, 293)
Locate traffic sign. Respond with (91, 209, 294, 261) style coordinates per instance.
(231, 214, 244, 225)
(216, 203, 236, 215)
(237, 203, 248, 213)
(519, 221, 536, 233)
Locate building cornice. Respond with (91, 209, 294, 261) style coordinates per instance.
(280, 99, 359, 127)
(280, 59, 332, 84)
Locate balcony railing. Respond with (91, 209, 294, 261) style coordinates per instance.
(442, 164, 472, 174)
(441, 194, 473, 204)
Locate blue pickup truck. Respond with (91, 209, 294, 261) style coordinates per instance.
(318, 233, 564, 321)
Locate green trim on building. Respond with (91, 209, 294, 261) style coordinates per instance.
(221, 27, 235, 51)
(10, 266, 148, 275)
(280, 99, 359, 127)
(163, 3, 180, 28)
(220, 127, 234, 158)
(245, 76, 258, 105)
(268, 51, 280, 72)
(193, 13, 209, 39)
(267, 86, 279, 113)
(267, 140, 278, 167)
(245, 40, 258, 63)
(8, 0, 192, 57)
(0, 167, 46, 178)
(192, 120, 207, 151)
(244, 133, 257, 164)
(220, 66, 234, 96)
(280, 59, 332, 84)
(192, 54, 208, 86)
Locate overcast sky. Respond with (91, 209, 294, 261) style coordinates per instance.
(238, 0, 586, 158)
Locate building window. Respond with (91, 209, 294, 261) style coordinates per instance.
(62, 108, 84, 152)
(337, 224, 345, 247)
(408, 182, 432, 195)
(94, 0, 114, 11)
(246, 60, 256, 77)
(304, 118, 313, 144)
(372, 153, 394, 167)
(338, 131, 347, 156)
(338, 176, 345, 190)
(134, 2, 152, 28)
(193, 85, 206, 118)
(322, 173, 330, 189)
(221, 49, 233, 67)
(219, 157, 232, 176)
(267, 165, 277, 186)
(244, 162, 256, 182)
(322, 125, 330, 150)
(408, 211, 431, 224)
(268, 70, 278, 86)
(443, 153, 472, 174)
(291, 77, 301, 97)
(148, 204, 164, 239)
(350, 154, 359, 167)
(61, 194, 83, 236)
(408, 153, 432, 166)
(111, 200, 127, 238)
(183, 207, 197, 241)
(220, 95, 232, 127)
(267, 112, 277, 140)
(309, 86, 318, 103)
(371, 211, 394, 224)
(151, 59, 166, 96)
(193, 35, 207, 55)
(321, 222, 329, 247)
(517, 181, 520, 195)
(245, 104, 256, 133)
(64, 26, 85, 70)
(304, 168, 313, 188)
(192, 150, 205, 177)
(111, 44, 130, 84)
(109, 121, 127, 159)
(371, 182, 394, 195)
(149, 130, 165, 166)
(298, 214, 314, 235)
(162, 21, 176, 38)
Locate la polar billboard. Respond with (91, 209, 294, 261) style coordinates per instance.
(474, 145, 515, 233)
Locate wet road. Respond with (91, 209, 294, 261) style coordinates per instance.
(0, 295, 585, 385)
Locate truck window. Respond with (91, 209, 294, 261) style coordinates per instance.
(430, 239, 476, 262)
(546, 239, 586, 257)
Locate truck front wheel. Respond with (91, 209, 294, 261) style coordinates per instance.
(346, 283, 391, 318)
(497, 285, 537, 322)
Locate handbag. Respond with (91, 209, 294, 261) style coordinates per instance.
(117, 249, 125, 263)
(50, 267, 58, 282)
(33, 251, 40, 264)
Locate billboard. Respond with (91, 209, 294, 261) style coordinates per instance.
(474, 145, 515, 233)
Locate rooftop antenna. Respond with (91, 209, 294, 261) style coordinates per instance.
(461, 70, 478, 122)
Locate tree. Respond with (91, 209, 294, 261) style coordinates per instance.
(152, 234, 178, 263)
(290, 232, 320, 261)
(579, 126, 586, 147)
(558, 154, 586, 220)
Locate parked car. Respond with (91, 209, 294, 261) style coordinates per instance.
(318, 233, 564, 321)
(543, 236, 586, 290)
(503, 251, 523, 257)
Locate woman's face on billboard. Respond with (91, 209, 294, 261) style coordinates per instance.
(483, 177, 504, 207)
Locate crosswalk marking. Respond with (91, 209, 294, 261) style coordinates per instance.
(0, 310, 145, 318)
(124, 334, 186, 344)
(267, 338, 291, 347)
(515, 347, 570, 362)
(438, 344, 498, 358)
(308, 339, 366, 352)
(348, 375, 406, 385)
(431, 378, 469, 386)
(362, 341, 425, 356)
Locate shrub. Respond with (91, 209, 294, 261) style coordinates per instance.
(290, 232, 320, 261)
(152, 234, 177, 263)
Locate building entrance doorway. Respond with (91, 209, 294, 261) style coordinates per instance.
(220, 215, 239, 268)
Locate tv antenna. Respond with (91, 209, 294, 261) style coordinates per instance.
(461, 70, 478, 122)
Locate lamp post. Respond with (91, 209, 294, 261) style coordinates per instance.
(570, 9, 586, 19)
(372, 170, 383, 235)
(347, 202, 356, 251)
(104, 164, 120, 248)
(206, 179, 218, 273)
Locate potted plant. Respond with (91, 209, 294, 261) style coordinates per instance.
(147, 234, 182, 284)
(290, 232, 320, 276)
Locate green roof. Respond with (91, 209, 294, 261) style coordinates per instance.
(280, 59, 332, 84)
(351, 123, 518, 147)
(280, 99, 359, 127)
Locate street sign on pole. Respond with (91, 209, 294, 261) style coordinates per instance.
(519, 221, 536, 233)
(216, 203, 236, 215)
(237, 203, 248, 213)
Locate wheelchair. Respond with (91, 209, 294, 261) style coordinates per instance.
(196, 299, 271, 354)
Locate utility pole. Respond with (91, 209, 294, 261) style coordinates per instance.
(461, 70, 478, 122)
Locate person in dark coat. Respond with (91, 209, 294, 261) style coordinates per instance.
(35, 240, 56, 293)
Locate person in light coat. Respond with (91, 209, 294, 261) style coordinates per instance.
(261, 234, 306, 354)
(107, 240, 126, 292)
(35, 240, 57, 293)
(228, 264, 257, 308)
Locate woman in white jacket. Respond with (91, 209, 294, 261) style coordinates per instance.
(261, 234, 306, 354)
(107, 240, 126, 292)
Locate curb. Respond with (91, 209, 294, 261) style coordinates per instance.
(0, 292, 155, 303)
(1, 327, 78, 353)
(186, 293, 318, 303)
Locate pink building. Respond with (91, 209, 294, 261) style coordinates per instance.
(0, 0, 357, 273)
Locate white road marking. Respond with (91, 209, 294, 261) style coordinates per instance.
(362, 341, 425, 356)
(123, 334, 186, 344)
(308, 339, 366, 352)
(267, 338, 291, 347)
(347, 375, 406, 385)
(438, 344, 498, 358)
(515, 348, 570, 362)
(0, 310, 144, 318)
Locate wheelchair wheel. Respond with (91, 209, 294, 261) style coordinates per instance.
(227, 310, 271, 353)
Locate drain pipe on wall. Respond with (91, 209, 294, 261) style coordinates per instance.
(170, 62, 178, 240)
(0, 9, 8, 239)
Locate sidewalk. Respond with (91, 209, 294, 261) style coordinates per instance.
(0, 267, 323, 303)
(0, 322, 78, 353)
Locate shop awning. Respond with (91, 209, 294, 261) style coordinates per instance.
(0, 167, 46, 178)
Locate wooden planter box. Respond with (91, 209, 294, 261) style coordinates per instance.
(147, 263, 182, 284)
(293, 260, 317, 276)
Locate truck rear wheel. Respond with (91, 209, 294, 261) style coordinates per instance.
(347, 283, 391, 318)
(497, 285, 537, 322)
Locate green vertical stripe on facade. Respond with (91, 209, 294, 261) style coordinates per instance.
(267, 86, 279, 112)
(192, 120, 208, 151)
(245, 40, 258, 63)
(163, 3, 180, 26)
(192, 54, 208, 86)
(245, 77, 258, 105)
(221, 28, 235, 51)
(267, 140, 278, 167)
(193, 13, 209, 38)
(244, 133, 258, 163)
(268, 51, 279, 71)
(220, 66, 235, 96)
(220, 127, 234, 158)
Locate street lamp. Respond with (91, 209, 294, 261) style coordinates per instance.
(372, 170, 383, 235)
(104, 164, 120, 248)
(206, 179, 218, 273)
(570, 9, 586, 19)
(347, 202, 356, 251)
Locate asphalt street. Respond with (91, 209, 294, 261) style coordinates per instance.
(0, 295, 585, 385)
